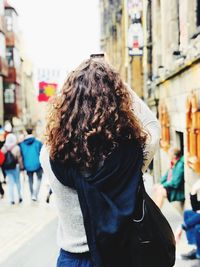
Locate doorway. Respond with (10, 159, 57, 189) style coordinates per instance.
(175, 131, 184, 156)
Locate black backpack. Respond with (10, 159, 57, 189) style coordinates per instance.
(3, 150, 17, 170)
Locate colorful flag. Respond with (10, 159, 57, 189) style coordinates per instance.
(38, 81, 57, 102)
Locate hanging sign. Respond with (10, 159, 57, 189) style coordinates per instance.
(38, 81, 57, 102)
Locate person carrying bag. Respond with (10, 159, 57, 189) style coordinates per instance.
(40, 57, 175, 267)
(1, 133, 23, 204)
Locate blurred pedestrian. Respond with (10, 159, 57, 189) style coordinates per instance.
(175, 179, 200, 260)
(1, 133, 23, 204)
(0, 179, 4, 199)
(46, 188, 52, 203)
(0, 143, 5, 198)
(0, 150, 5, 198)
(17, 131, 27, 182)
(0, 127, 5, 148)
(153, 148, 185, 209)
(20, 128, 43, 201)
(40, 57, 161, 267)
(4, 122, 12, 138)
(18, 131, 25, 143)
(0, 127, 7, 184)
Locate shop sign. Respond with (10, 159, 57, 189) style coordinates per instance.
(128, 22, 143, 56)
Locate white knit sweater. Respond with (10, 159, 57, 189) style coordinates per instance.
(40, 91, 161, 253)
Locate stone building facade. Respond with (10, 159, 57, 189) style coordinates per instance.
(143, 0, 200, 205)
(99, 0, 144, 97)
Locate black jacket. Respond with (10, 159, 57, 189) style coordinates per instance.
(50, 140, 143, 267)
(190, 193, 200, 212)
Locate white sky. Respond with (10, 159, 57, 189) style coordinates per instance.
(9, 0, 100, 72)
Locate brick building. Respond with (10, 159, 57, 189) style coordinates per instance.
(3, 0, 21, 121)
(0, 0, 36, 131)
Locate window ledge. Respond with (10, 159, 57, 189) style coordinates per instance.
(190, 26, 200, 40)
(155, 54, 200, 86)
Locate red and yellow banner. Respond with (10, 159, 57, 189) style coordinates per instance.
(38, 81, 57, 102)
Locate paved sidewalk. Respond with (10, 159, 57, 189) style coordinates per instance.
(0, 219, 58, 267)
(0, 175, 57, 264)
(1, 172, 199, 266)
(144, 172, 200, 267)
(162, 201, 200, 267)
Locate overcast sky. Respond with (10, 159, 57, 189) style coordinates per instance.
(9, 0, 100, 72)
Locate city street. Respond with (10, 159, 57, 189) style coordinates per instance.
(0, 173, 199, 267)
(0, 175, 58, 266)
(0, 219, 58, 267)
(163, 203, 200, 267)
(0, 0, 200, 267)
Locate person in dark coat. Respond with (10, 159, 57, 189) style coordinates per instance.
(20, 128, 43, 201)
(0, 127, 7, 185)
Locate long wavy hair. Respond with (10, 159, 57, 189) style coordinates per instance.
(45, 58, 147, 171)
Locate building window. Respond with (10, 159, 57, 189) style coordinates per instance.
(5, 9, 18, 33)
(159, 102, 170, 151)
(186, 91, 200, 173)
(6, 47, 20, 67)
(0, 32, 6, 58)
(13, 48, 21, 67)
(4, 84, 15, 104)
(197, 0, 200, 26)
(5, 15, 12, 32)
(6, 47, 14, 67)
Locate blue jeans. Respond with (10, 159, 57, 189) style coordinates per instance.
(5, 166, 22, 203)
(27, 168, 43, 199)
(57, 249, 92, 267)
(184, 210, 200, 256)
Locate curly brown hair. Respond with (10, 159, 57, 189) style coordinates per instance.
(45, 58, 147, 171)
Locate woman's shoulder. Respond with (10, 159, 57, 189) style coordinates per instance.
(39, 145, 55, 181)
